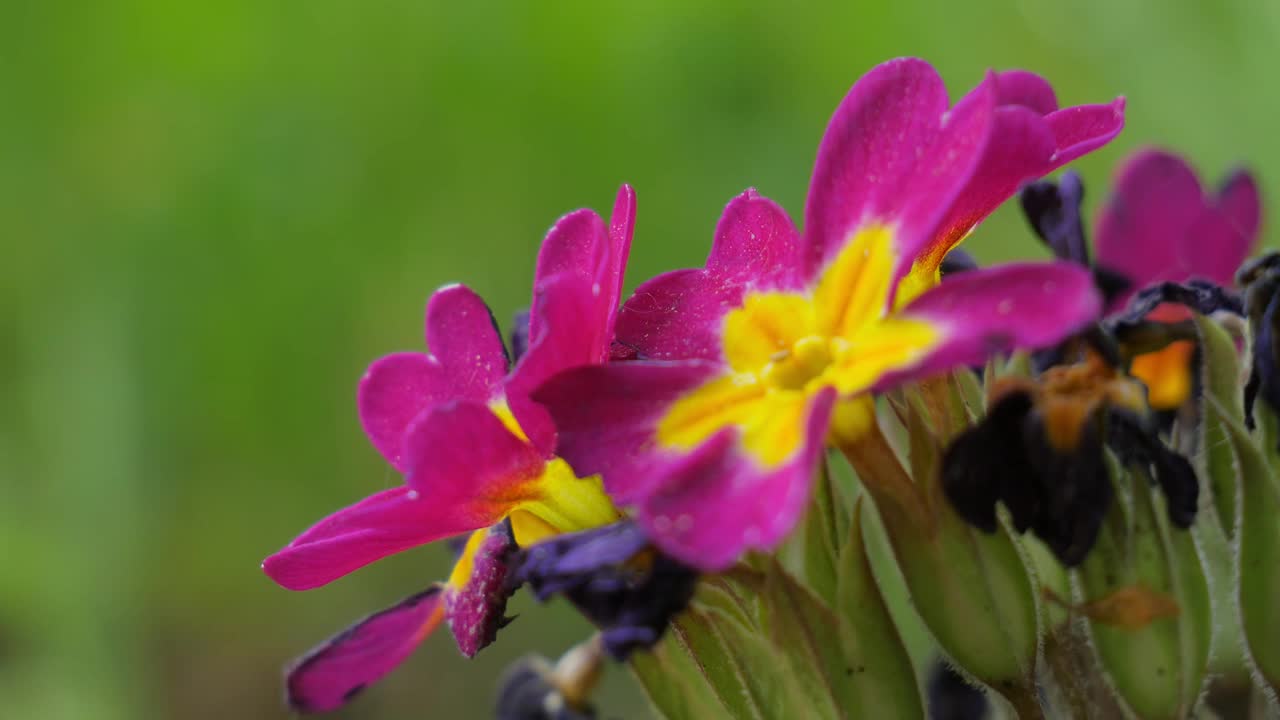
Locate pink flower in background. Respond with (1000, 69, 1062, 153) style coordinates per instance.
(263, 186, 636, 712)
(1095, 149, 1260, 409)
(536, 58, 1122, 570)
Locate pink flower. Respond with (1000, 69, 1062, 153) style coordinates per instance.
(1095, 149, 1260, 409)
(263, 187, 636, 712)
(536, 58, 1122, 570)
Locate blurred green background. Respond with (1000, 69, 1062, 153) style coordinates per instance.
(2, 1, 1277, 717)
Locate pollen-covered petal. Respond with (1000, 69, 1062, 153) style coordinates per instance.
(358, 352, 452, 471)
(285, 586, 445, 713)
(262, 487, 451, 591)
(444, 522, 518, 658)
(881, 262, 1103, 389)
(638, 388, 836, 570)
(424, 284, 510, 401)
(535, 360, 723, 503)
(805, 59, 996, 286)
(402, 401, 547, 529)
(1095, 149, 1205, 294)
(706, 188, 806, 290)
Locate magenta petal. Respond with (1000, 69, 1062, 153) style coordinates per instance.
(804, 57, 957, 277)
(925, 106, 1058, 269)
(403, 401, 545, 521)
(1217, 169, 1261, 244)
(638, 389, 836, 571)
(607, 184, 638, 312)
(506, 272, 610, 455)
(532, 209, 609, 316)
(534, 360, 722, 503)
(358, 353, 450, 472)
(1044, 97, 1126, 167)
(885, 262, 1102, 387)
(992, 70, 1059, 114)
(706, 188, 806, 291)
(1095, 149, 1205, 293)
(263, 488, 447, 591)
(286, 586, 444, 713)
(444, 522, 517, 658)
(614, 268, 738, 362)
(1204, 169, 1262, 280)
(1183, 209, 1255, 286)
(424, 284, 509, 401)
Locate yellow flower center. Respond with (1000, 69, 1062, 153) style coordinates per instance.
(656, 224, 943, 467)
(486, 400, 621, 547)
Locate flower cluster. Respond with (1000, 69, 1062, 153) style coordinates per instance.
(263, 56, 1278, 718)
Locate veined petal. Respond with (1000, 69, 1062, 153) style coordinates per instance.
(263, 487, 449, 591)
(358, 353, 451, 471)
(638, 389, 836, 570)
(535, 360, 723, 503)
(880, 262, 1102, 389)
(285, 586, 445, 713)
(424, 284, 510, 401)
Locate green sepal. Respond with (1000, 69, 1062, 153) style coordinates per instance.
(788, 457, 848, 606)
(1195, 314, 1245, 537)
(1213, 396, 1280, 694)
(1074, 468, 1212, 720)
(875, 375, 1041, 698)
